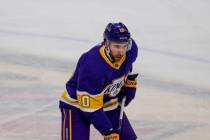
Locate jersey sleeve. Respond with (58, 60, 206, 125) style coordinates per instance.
(76, 54, 113, 135)
(77, 55, 105, 112)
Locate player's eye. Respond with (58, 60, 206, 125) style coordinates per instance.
(113, 45, 121, 49)
(123, 44, 128, 48)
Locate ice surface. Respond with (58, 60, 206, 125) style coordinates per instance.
(0, 0, 210, 139)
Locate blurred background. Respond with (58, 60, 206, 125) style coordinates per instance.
(0, 0, 210, 139)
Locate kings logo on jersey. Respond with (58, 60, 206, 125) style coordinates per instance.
(103, 76, 125, 97)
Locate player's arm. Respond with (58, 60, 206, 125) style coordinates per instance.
(76, 57, 114, 135)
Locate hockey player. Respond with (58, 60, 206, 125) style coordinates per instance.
(59, 22, 139, 140)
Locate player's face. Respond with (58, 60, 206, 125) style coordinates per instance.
(109, 41, 128, 61)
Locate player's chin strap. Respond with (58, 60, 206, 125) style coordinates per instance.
(127, 39, 132, 51)
(104, 43, 115, 62)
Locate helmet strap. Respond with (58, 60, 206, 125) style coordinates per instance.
(105, 40, 116, 62)
(127, 39, 132, 51)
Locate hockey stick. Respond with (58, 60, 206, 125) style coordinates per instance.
(118, 96, 126, 131)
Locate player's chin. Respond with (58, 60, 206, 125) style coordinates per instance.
(115, 57, 122, 61)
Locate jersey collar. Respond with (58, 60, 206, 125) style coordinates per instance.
(99, 45, 126, 69)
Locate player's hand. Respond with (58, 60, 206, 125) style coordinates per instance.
(104, 133, 119, 140)
(103, 129, 120, 140)
(118, 73, 138, 106)
(127, 73, 138, 80)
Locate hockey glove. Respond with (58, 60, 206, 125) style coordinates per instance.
(118, 73, 138, 106)
(103, 130, 120, 140)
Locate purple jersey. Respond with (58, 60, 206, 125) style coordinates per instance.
(59, 39, 138, 134)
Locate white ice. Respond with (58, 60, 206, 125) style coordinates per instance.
(0, 0, 210, 140)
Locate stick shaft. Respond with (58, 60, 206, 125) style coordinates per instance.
(118, 97, 126, 130)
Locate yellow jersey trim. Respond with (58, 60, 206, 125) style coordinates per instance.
(124, 79, 137, 88)
(61, 91, 79, 105)
(69, 110, 72, 140)
(62, 108, 66, 140)
(99, 45, 126, 69)
(103, 101, 118, 108)
(77, 91, 104, 110)
(61, 90, 104, 112)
